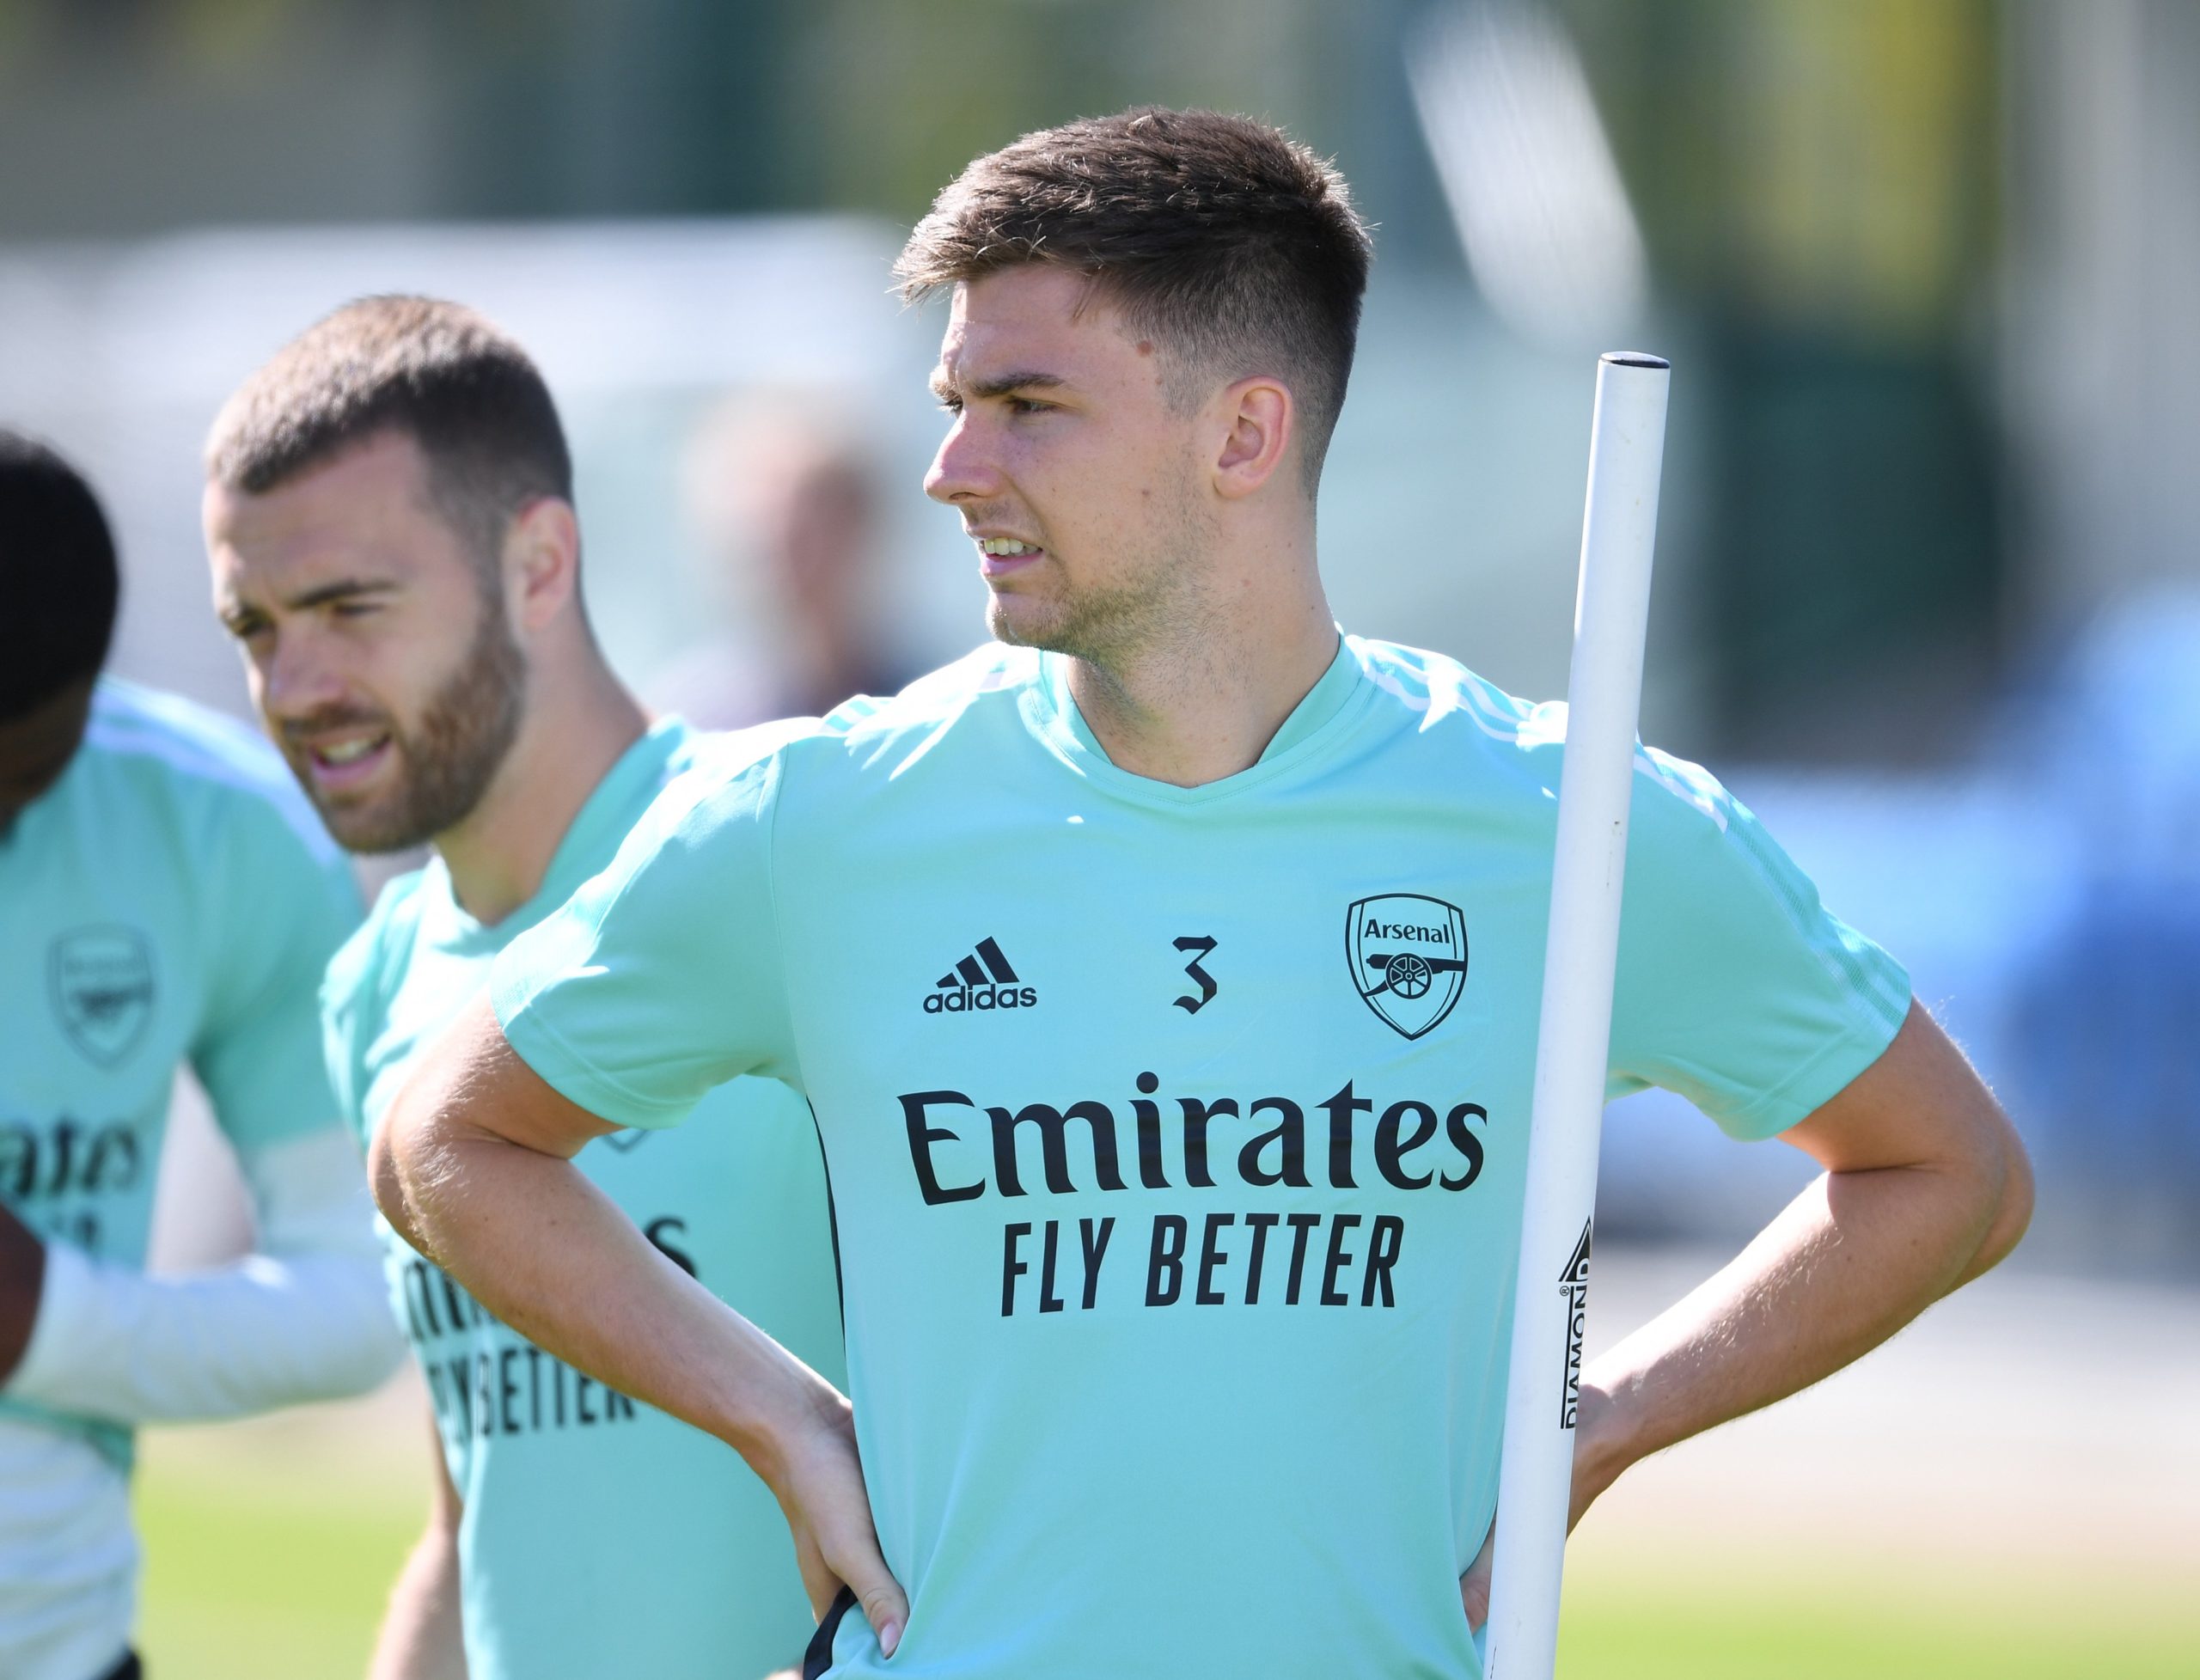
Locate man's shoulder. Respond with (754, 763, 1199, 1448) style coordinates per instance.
(80, 677, 343, 871)
(321, 867, 433, 1025)
(1344, 634, 1563, 776)
(681, 643, 1042, 793)
(816, 641, 1041, 747)
(1343, 636, 1736, 828)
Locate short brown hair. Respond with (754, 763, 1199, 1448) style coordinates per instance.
(895, 107, 1373, 489)
(205, 295, 572, 567)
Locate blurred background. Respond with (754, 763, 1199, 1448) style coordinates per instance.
(3, 1, 2195, 1675)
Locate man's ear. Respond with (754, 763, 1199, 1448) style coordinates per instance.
(1212, 376, 1296, 500)
(503, 498, 582, 633)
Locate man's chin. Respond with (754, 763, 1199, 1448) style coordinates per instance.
(985, 595, 1070, 653)
(310, 790, 432, 856)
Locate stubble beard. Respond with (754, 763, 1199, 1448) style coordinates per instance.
(987, 563, 1178, 668)
(985, 461, 1215, 676)
(303, 599, 528, 855)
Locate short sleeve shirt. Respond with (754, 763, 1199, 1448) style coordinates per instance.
(492, 638, 1910, 1680)
(0, 680, 361, 1467)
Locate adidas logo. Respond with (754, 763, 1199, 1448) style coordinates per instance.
(924, 937, 1039, 1015)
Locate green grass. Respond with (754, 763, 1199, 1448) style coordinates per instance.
(1560, 1555, 2198, 1679)
(135, 1424, 424, 1680)
(131, 1420, 2197, 1680)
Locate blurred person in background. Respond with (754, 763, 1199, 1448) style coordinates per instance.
(0, 432, 399, 1680)
(370, 109, 2032, 1680)
(202, 296, 846, 1680)
(651, 392, 914, 728)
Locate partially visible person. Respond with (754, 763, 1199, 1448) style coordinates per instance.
(203, 296, 847, 1680)
(0, 431, 400, 1680)
(652, 392, 913, 727)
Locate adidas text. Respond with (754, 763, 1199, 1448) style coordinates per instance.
(926, 937, 1034, 1014)
(925, 983, 1040, 1015)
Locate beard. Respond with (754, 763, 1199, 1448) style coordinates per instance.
(982, 464, 1213, 668)
(291, 599, 527, 855)
(985, 562, 1176, 663)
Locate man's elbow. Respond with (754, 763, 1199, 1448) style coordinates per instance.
(1934, 1093, 2032, 1287)
(1969, 1117, 2034, 1277)
(368, 1103, 430, 1253)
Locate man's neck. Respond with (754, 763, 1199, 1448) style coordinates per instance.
(437, 662, 648, 926)
(1066, 571, 1340, 788)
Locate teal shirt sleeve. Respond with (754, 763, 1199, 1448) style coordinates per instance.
(1606, 749, 1912, 1141)
(491, 752, 798, 1128)
(318, 890, 402, 1155)
(191, 797, 364, 1155)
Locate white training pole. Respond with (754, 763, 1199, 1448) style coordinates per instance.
(1485, 351, 1671, 1679)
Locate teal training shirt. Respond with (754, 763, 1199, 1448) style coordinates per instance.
(492, 638, 1912, 1680)
(323, 716, 846, 1680)
(0, 678, 361, 1468)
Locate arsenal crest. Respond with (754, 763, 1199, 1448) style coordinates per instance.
(1346, 894, 1468, 1039)
(49, 926, 156, 1067)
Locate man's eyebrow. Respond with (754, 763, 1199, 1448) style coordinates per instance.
(219, 577, 399, 627)
(931, 369, 1069, 402)
(285, 577, 400, 612)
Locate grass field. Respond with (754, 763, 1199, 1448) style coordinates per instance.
(137, 1445, 418, 1680)
(1559, 1552, 2197, 1679)
(130, 1252, 2200, 1678)
(133, 1423, 2197, 1680)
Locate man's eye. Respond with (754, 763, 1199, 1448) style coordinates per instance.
(331, 600, 380, 619)
(1006, 397, 1051, 416)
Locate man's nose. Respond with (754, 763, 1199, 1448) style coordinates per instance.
(260, 627, 346, 723)
(924, 416, 1000, 505)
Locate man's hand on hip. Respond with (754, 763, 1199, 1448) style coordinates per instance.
(1457, 1381, 1630, 1631)
(1456, 1001, 2030, 1634)
(375, 993, 909, 1657)
(769, 1383, 906, 1656)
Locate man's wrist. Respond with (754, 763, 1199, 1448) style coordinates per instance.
(1568, 1373, 1647, 1521)
(702, 1328, 849, 1494)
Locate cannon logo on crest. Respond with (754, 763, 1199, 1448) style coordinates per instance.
(1346, 894, 1469, 1039)
(49, 926, 156, 1067)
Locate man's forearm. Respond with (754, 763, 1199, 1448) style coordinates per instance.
(372, 1404, 468, 1680)
(376, 996, 906, 1649)
(1458, 1138, 2017, 1629)
(1579, 1006, 2031, 1495)
(370, 1518, 468, 1680)
(1578, 1153, 2011, 1497)
(377, 1115, 826, 1476)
